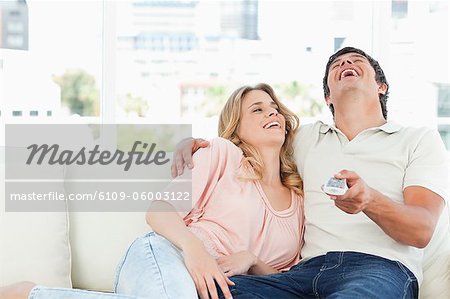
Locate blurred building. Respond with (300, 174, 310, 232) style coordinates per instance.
(0, 50, 60, 120)
(117, 0, 259, 52)
(0, 0, 28, 50)
(220, 0, 258, 40)
(118, 1, 200, 52)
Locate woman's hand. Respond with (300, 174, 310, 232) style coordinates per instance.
(217, 251, 257, 277)
(183, 241, 234, 299)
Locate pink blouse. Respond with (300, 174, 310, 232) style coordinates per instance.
(178, 137, 304, 271)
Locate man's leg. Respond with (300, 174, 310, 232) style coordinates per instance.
(226, 273, 306, 299)
(315, 252, 418, 299)
(218, 256, 334, 299)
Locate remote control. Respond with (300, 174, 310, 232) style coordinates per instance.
(322, 177, 348, 196)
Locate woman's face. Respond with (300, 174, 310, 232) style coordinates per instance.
(237, 89, 286, 149)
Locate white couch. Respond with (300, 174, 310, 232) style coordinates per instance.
(2, 205, 450, 298)
(1, 163, 450, 298)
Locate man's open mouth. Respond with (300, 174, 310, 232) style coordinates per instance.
(340, 68, 358, 80)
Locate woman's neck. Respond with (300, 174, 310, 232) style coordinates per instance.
(257, 146, 283, 187)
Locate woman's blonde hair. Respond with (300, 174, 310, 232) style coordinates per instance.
(218, 83, 303, 196)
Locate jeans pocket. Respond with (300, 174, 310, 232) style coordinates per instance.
(394, 261, 418, 299)
(394, 261, 417, 282)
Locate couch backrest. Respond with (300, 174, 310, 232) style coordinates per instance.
(69, 212, 149, 291)
(420, 203, 450, 298)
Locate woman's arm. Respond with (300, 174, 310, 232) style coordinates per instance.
(146, 201, 234, 299)
(248, 257, 280, 275)
(146, 200, 201, 251)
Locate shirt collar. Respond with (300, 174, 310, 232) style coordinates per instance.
(378, 121, 402, 133)
(319, 121, 402, 134)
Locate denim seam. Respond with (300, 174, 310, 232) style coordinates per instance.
(312, 252, 344, 299)
(394, 261, 417, 282)
(284, 273, 308, 295)
(401, 278, 413, 299)
(394, 261, 417, 299)
(146, 234, 170, 299)
(113, 237, 142, 293)
(320, 252, 344, 271)
(312, 268, 324, 299)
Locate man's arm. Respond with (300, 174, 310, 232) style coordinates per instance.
(330, 170, 444, 248)
(366, 185, 444, 248)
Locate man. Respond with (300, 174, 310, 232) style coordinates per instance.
(172, 47, 449, 298)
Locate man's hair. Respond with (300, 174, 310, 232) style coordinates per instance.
(322, 46, 390, 119)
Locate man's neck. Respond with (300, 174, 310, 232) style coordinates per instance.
(333, 95, 386, 140)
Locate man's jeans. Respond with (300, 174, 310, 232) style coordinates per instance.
(223, 251, 418, 299)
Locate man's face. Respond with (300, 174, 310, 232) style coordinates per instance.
(325, 52, 386, 107)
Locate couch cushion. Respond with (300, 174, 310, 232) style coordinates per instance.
(0, 147, 72, 288)
(420, 202, 450, 298)
(420, 250, 450, 299)
(69, 212, 149, 291)
(0, 211, 72, 288)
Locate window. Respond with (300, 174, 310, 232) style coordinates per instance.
(6, 35, 24, 47)
(7, 21, 24, 33)
(437, 84, 450, 117)
(1, 1, 102, 122)
(439, 125, 450, 150)
(334, 37, 346, 52)
(392, 0, 408, 19)
(12, 111, 22, 117)
(429, 1, 448, 13)
(1, 0, 448, 150)
(9, 10, 20, 17)
(437, 84, 450, 150)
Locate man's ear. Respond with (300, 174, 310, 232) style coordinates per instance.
(378, 83, 387, 95)
(325, 95, 332, 106)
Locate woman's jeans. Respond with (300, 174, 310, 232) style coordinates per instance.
(28, 232, 197, 299)
(221, 251, 418, 299)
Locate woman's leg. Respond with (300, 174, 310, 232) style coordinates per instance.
(114, 232, 197, 299)
(0, 232, 196, 299)
(0, 282, 142, 299)
(28, 287, 143, 299)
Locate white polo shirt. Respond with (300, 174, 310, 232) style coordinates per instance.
(294, 121, 449, 284)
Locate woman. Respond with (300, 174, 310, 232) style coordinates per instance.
(0, 83, 304, 299)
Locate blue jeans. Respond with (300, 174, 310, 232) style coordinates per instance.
(222, 251, 418, 299)
(28, 232, 197, 299)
